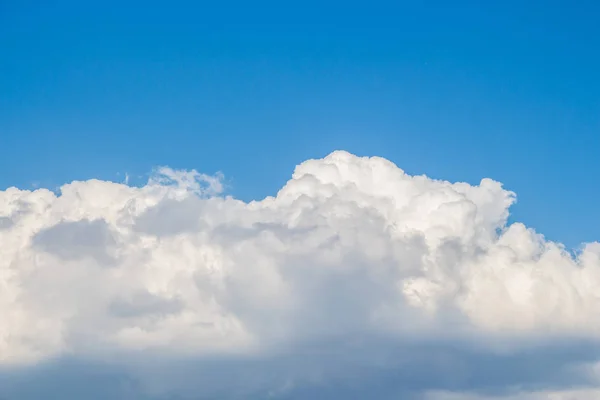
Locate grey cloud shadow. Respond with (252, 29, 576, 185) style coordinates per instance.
(108, 291, 184, 319)
(133, 197, 205, 237)
(2, 336, 600, 400)
(31, 219, 117, 265)
(0, 200, 33, 231)
(0, 216, 13, 230)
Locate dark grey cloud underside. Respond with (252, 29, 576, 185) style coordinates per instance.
(2, 338, 598, 400)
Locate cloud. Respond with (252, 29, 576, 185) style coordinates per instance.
(424, 389, 600, 400)
(1, 151, 600, 399)
(32, 219, 117, 264)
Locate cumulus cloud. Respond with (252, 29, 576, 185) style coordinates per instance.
(32, 219, 117, 264)
(1, 151, 600, 399)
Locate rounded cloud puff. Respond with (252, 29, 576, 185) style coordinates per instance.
(1, 151, 600, 398)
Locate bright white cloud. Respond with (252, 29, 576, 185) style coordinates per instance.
(1, 150, 600, 398)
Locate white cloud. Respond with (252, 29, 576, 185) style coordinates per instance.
(425, 388, 600, 400)
(1, 150, 600, 398)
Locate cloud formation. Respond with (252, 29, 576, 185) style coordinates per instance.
(1, 151, 600, 399)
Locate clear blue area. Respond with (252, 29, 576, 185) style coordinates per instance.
(1, 0, 598, 247)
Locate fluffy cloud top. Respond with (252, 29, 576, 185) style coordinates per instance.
(1, 151, 600, 399)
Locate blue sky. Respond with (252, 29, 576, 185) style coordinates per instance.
(1, 0, 599, 248)
(3, 3, 600, 398)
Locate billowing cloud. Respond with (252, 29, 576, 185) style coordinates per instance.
(1, 151, 600, 399)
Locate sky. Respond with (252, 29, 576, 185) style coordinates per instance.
(1, 1, 600, 399)
(2, 0, 599, 247)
